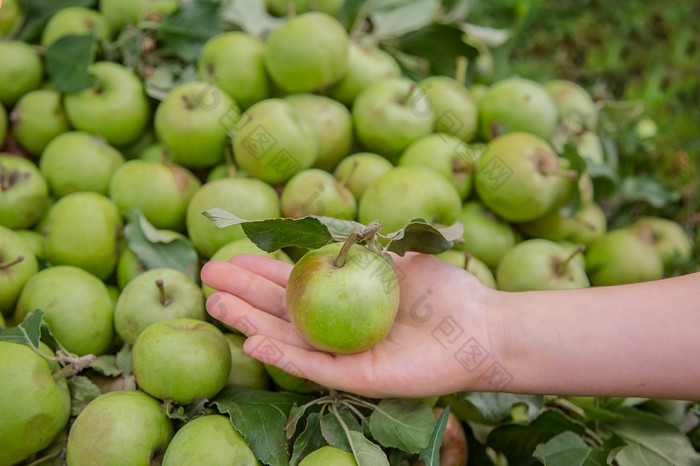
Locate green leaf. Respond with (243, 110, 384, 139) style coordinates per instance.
(123, 210, 199, 282)
(219, 0, 285, 39)
(533, 431, 619, 466)
(310, 215, 365, 240)
(368, 398, 436, 453)
(559, 142, 587, 217)
(91, 355, 122, 377)
(158, 0, 223, 62)
(115, 344, 132, 376)
(619, 176, 681, 208)
(348, 430, 390, 466)
(144, 63, 199, 101)
(338, 0, 368, 30)
(290, 412, 324, 466)
(458, 392, 544, 423)
(44, 34, 96, 93)
(213, 386, 314, 466)
(0, 309, 44, 347)
(16, 0, 96, 42)
(321, 409, 363, 452)
(68, 375, 102, 416)
(586, 160, 620, 199)
(384, 219, 463, 256)
(370, 0, 441, 39)
(417, 405, 450, 466)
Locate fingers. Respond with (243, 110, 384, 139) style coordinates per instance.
(228, 254, 294, 287)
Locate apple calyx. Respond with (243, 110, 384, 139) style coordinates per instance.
(555, 243, 585, 276)
(0, 254, 24, 269)
(0, 165, 22, 191)
(333, 220, 382, 268)
(155, 279, 173, 306)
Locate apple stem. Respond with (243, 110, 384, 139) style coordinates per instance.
(224, 147, 237, 178)
(463, 251, 472, 271)
(339, 160, 359, 188)
(333, 233, 359, 268)
(400, 83, 417, 106)
(0, 254, 24, 269)
(155, 279, 172, 306)
(541, 168, 579, 179)
(556, 244, 585, 275)
(181, 94, 195, 110)
(455, 56, 468, 87)
(573, 213, 598, 231)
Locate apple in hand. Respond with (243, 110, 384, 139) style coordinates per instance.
(162, 414, 258, 466)
(114, 268, 205, 345)
(299, 446, 357, 466)
(10, 89, 70, 156)
(155, 81, 240, 169)
(0, 154, 50, 230)
(453, 201, 518, 270)
(420, 75, 478, 142)
(287, 242, 399, 354)
(131, 318, 232, 404)
(40, 131, 125, 198)
(264, 12, 349, 94)
(66, 390, 174, 465)
(333, 152, 394, 201)
(198, 32, 270, 110)
(64, 61, 151, 147)
(0, 225, 39, 316)
(631, 216, 693, 270)
(353, 77, 434, 162)
(281, 168, 357, 220)
(358, 166, 462, 236)
(14, 265, 115, 356)
(0, 41, 43, 106)
(41, 6, 113, 47)
(0, 341, 71, 466)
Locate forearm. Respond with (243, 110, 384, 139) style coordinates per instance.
(493, 272, 700, 400)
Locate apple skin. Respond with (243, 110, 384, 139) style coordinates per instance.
(0, 0, 21, 37)
(264, 363, 319, 394)
(358, 166, 462, 236)
(132, 318, 232, 404)
(435, 249, 497, 289)
(544, 79, 598, 130)
(41, 6, 113, 47)
(10, 89, 71, 156)
(496, 239, 590, 291)
(326, 42, 402, 106)
(264, 12, 349, 94)
(114, 268, 205, 345)
(66, 390, 174, 466)
(398, 133, 476, 199)
(352, 77, 435, 162)
(162, 414, 259, 466)
(232, 98, 319, 185)
(186, 177, 281, 258)
(287, 242, 399, 354)
(0, 225, 39, 316)
(474, 132, 570, 223)
(281, 168, 357, 220)
(585, 228, 665, 286)
(198, 32, 270, 110)
(99, 0, 178, 31)
(453, 201, 518, 270)
(0, 103, 6, 148)
(14, 265, 115, 356)
(631, 216, 693, 270)
(478, 76, 558, 141)
(0, 154, 50, 230)
(0, 41, 43, 106)
(40, 131, 126, 198)
(285, 93, 353, 171)
(155, 81, 241, 169)
(0, 341, 71, 466)
(44, 192, 123, 280)
(299, 445, 357, 466)
(225, 333, 270, 390)
(518, 201, 607, 246)
(109, 159, 201, 232)
(420, 75, 478, 142)
(14, 228, 45, 260)
(333, 152, 394, 201)
(116, 246, 148, 290)
(64, 61, 151, 147)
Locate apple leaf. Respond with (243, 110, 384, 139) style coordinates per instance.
(0, 308, 43, 347)
(559, 142, 587, 217)
(16, 0, 96, 42)
(90, 355, 122, 377)
(115, 344, 132, 376)
(384, 219, 464, 256)
(618, 175, 681, 208)
(289, 412, 324, 466)
(416, 405, 450, 466)
(44, 34, 96, 93)
(586, 160, 620, 199)
(68, 375, 102, 416)
(368, 398, 436, 453)
(348, 430, 390, 466)
(321, 408, 363, 452)
(158, 0, 223, 63)
(370, 0, 442, 39)
(219, 0, 285, 39)
(454, 392, 544, 424)
(533, 430, 624, 466)
(144, 63, 199, 101)
(310, 215, 366, 240)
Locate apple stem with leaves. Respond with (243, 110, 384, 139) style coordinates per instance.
(0, 254, 24, 269)
(333, 220, 383, 268)
(155, 279, 172, 306)
(556, 243, 586, 275)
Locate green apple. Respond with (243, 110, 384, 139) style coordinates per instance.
(478, 76, 558, 140)
(264, 363, 319, 394)
(0, 154, 50, 230)
(0, 103, 6, 148)
(631, 216, 693, 270)
(232, 98, 319, 185)
(281, 168, 356, 220)
(198, 32, 270, 110)
(64, 61, 150, 146)
(519, 201, 607, 245)
(435, 249, 497, 288)
(139, 142, 171, 163)
(0, 341, 71, 466)
(453, 201, 518, 270)
(15, 265, 115, 356)
(299, 446, 357, 466)
(287, 242, 399, 354)
(585, 228, 665, 286)
(420, 75, 478, 142)
(10, 89, 71, 156)
(0, 41, 43, 106)
(326, 42, 401, 105)
(0, 0, 21, 37)
(162, 414, 258, 466)
(0, 225, 38, 316)
(131, 318, 232, 404)
(264, 12, 349, 93)
(224, 333, 270, 390)
(544, 79, 598, 130)
(66, 390, 174, 466)
(44, 192, 123, 280)
(206, 161, 249, 182)
(99, 0, 178, 31)
(155, 81, 241, 169)
(40, 131, 125, 198)
(474, 132, 570, 223)
(358, 166, 462, 236)
(496, 239, 589, 291)
(333, 152, 394, 201)
(285, 93, 353, 171)
(353, 77, 434, 162)
(114, 267, 205, 345)
(109, 159, 201, 231)
(116, 246, 147, 289)
(41, 6, 113, 47)
(14, 228, 45, 260)
(398, 133, 477, 199)
(186, 177, 281, 258)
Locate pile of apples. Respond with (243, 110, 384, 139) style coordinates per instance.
(0, 1, 694, 464)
